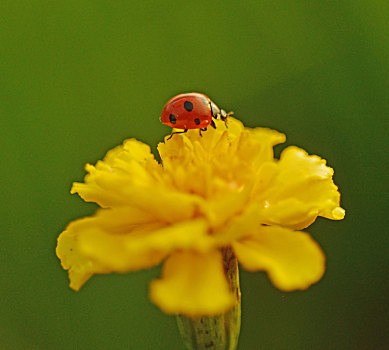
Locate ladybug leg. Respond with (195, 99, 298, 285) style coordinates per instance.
(199, 128, 207, 137)
(220, 110, 234, 128)
(210, 119, 216, 129)
(167, 129, 188, 140)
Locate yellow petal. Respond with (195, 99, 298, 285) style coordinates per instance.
(72, 138, 161, 208)
(72, 139, 201, 222)
(56, 206, 163, 290)
(57, 207, 216, 289)
(56, 207, 165, 290)
(78, 225, 168, 272)
(233, 225, 325, 291)
(224, 117, 245, 138)
(149, 250, 235, 316)
(56, 229, 108, 291)
(118, 185, 201, 223)
(78, 217, 214, 271)
(257, 146, 345, 229)
(198, 185, 252, 230)
(246, 126, 286, 164)
(210, 124, 284, 188)
(213, 202, 265, 245)
(158, 118, 284, 201)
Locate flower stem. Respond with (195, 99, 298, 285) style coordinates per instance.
(176, 247, 241, 350)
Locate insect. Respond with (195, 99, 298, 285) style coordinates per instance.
(160, 93, 232, 139)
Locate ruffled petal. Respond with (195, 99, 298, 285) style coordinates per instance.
(78, 217, 214, 271)
(56, 208, 166, 290)
(56, 229, 108, 291)
(56, 207, 216, 290)
(213, 203, 264, 245)
(112, 185, 201, 223)
(198, 186, 252, 230)
(158, 118, 285, 200)
(149, 250, 235, 316)
(245, 126, 286, 164)
(233, 225, 325, 291)
(72, 139, 161, 208)
(71, 139, 202, 223)
(256, 146, 345, 229)
(158, 120, 234, 197)
(57, 206, 165, 290)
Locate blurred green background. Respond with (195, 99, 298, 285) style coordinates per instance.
(1, 1, 388, 349)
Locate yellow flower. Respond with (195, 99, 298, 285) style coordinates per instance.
(56, 117, 345, 316)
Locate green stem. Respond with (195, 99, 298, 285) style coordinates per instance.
(176, 247, 241, 350)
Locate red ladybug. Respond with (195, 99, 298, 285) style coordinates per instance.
(160, 93, 232, 139)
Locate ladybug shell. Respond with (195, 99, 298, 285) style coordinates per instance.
(161, 93, 213, 129)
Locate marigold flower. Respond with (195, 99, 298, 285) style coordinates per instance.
(56, 117, 345, 317)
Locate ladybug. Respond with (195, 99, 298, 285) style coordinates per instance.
(160, 93, 232, 139)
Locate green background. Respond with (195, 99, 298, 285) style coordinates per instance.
(1, 1, 388, 349)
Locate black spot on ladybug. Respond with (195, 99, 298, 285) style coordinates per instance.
(169, 114, 177, 124)
(194, 118, 200, 125)
(184, 101, 193, 112)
